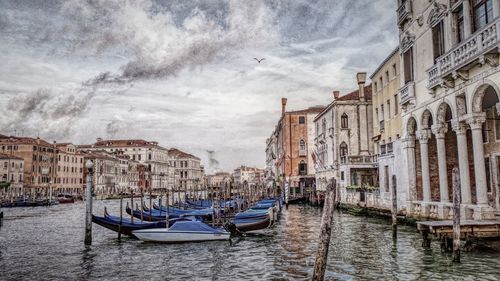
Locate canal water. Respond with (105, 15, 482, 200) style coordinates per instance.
(0, 201, 499, 280)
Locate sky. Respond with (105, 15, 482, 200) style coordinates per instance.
(0, 0, 398, 173)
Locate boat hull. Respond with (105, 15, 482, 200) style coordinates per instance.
(233, 216, 271, 232)
(133, 228, 230, 243)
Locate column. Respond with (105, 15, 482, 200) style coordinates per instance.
(403, 136, 417, 201)
(452, 121, 472, 204)
(493, 0, 500, 19)
(418, 129, 431, 202)
(467, 115, 489, 205)
(432, 124, 449, 202)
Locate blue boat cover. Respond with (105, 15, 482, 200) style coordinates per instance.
(169, 221, 226, 234)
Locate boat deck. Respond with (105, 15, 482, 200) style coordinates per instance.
(417, 220, 500, 239)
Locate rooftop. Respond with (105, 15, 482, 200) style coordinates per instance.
(168, 148, 200, 160)
(0, 153, 24, 160)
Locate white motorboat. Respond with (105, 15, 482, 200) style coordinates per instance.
(132, 220, 230, 243)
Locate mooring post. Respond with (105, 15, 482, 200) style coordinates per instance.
(118, 191, 123, 241)
(391, 175, 398, 240)
(312, 178, 336, 281)
(452, 167, 461, 263)
(130, 188, 134, 223)
(84, 160, 94, 245)
(285, 178, 289, 209)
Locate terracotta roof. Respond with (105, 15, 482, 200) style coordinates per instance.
(0, 136, 54, 147)
(335, 84, 372, 101)
(0, 153, 24, 160)
(286, 106, 326, 115)
(82, 139, 164, 149)
(168, 148, 200, 160)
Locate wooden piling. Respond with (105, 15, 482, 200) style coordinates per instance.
(312, 178, 337, 281)
(130, 189, 134, 223)
(84, 160, 93, 245)
(149, 188, 152, 219)
(118, 192, 123, 241)
(452, 167, 461, 263)
(391, 175, 397, 240)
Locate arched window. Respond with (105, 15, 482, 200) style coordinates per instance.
(339, 142, 348, 156)
(299, 139, 306, 151)
(298, 160, 307, 175)
(341, 113, 348, 128)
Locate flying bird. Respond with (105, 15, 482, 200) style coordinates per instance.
(253, 58, 265, 63)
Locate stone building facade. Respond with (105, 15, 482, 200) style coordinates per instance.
(206, 172, 232, 186)
(397, 0, 500, 219)
(78, 138, 173, 192)
(314, 73, 377, 204)
(0, 153, 24, 198)
(55, 143, 84, 195)
(168, 148, 203, 192)
(370, 48, 408, 209)
(274, 100, 325, 196)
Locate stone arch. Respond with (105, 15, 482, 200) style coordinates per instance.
(471, 80, 500, 113)
(435, 101, 454, 125)
(421, 109, 434, 129)
(407, 116, 417, 136)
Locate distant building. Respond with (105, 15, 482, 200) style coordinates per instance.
(55, 143, 84, 195)
(0, 153, 24, 198)
(78, 138, 172, 192)
(168, 148, 203, 192)
(206, 172, 232, 186)
(233, 166, 265, 186)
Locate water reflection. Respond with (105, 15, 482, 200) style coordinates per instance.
(0, 202, 499, 280)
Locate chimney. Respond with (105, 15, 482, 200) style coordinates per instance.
(333, 91, 340, 99)
(281, 97, 287, 115)
(356, 72, 367, 101)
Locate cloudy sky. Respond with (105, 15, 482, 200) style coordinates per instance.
(0, 0, 398, 173)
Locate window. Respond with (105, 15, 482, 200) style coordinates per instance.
(298, 116, 305, 124)
(375, 108, 379, 122)
(322, 118, 326, 134)
(299, 139, 306, 151)
(385, 71, 389, 83)
(341, 113, 348, 128)
(394, 95, 399, 114)
(380, 104, 385, 120)
(403, 47, 414, 83)
(392, 64, 397, 77)
(495, 114, 500, 140)
(379, 77, 383, 88)
(455, 7, 465, 43)
(339, 142, 348, 157)
(298, 161, 307, 175)
(374, 82, 378, 92)
(387, 100, 391, 117)
(473, 0, 493, 32)
(432, 21, 445, 60)
(341, 171, 345, 181)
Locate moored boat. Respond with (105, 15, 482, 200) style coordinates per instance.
(133, 220, 230, 243)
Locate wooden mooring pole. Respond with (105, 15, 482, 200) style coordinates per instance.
(118, 191, 123, 241)
(84, 160, 94, 245)
(312, 178, 336, 281)
(391, 175, 397, 240)
(452, 167, 461, 263)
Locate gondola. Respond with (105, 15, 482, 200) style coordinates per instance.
(126, 205, 173, 221)
(92, 207, 168, 237)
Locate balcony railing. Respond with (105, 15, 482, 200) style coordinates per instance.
(427, 17, 500, 90)
(399, 81, 415, 106)
(298, 149, 307, 156)
(340, 155, 376, 165)
(397, 0, 412, 26)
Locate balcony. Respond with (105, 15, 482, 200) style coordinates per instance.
(299, 149, 307, 156)
(427, 17, 500, 91)
(339, 155, 377, 165)
(397, 0, 412, 27)
(399, 81, 415, 106)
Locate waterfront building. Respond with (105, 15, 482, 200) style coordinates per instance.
(78, 138, 172, 192)
(397, 0, 500, 219)
(168, 148, 203, 192)
(265, 132, 279, 189)
(206, 172, 232, 186)
(313, 73, 377, 202)
(55, 143, 84, 195)
(370, 49, 408, 209)
(273, 101, 325, 196)
(0, 153, 24, 198)
(0, 136, 57, 195)
(82, 151, 121, 196)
